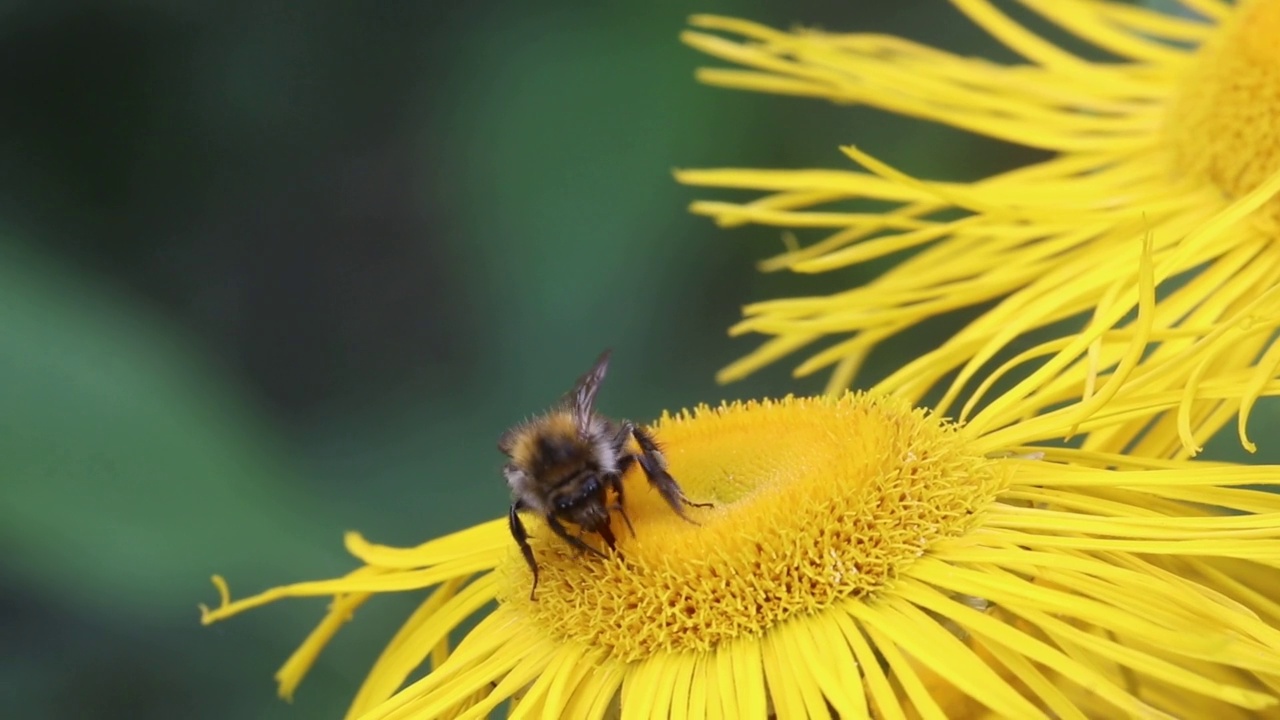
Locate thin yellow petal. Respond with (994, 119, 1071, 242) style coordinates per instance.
(859, 618, 949, 720)
(506, 644, 583, 720)
(686, 653, 709, 720)
(894, 580, 1161, 717)
(768, 620, 832, 719)
(759, 627, 807, 720)
(620, 652, 665, 720)
(973, 636, 1089, 720)
(200, 557, 498, 623)
(367, 611, 523, 718)
(449, 638, 558, 720)
(344, 522, 506, 569)
(345, 575, 477, 717)
(871, 596, 1050, 719)
(832, 609, 908, 720)
(797, 611, 870, 719)
(1018, 0, 1191, 63)
(564, 660, 625, 720)
(730, 638, 769, 720)
(1021, 606, 1277, 710)
(539, 645, 593, 720)
(277, 588, 376, 702)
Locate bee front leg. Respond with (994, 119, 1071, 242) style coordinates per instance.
(597, 521, 618, 552)
(545, 514, 609, 559)
(605, 472, 636, 538)
(625, 423, 714, 522)
(509, 500, 540, 600)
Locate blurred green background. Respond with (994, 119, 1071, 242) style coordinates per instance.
(0, 1, 1265, 718)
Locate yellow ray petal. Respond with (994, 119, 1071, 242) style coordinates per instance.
(894, 579, 1164, 717)
(345, 575, 476, 717)
(831, 608, 908, 720)
(868, 596, 1050, 718)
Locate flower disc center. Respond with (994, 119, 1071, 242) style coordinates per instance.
(1166, 0, 1280, 212)
(497, 393, 1006, 661)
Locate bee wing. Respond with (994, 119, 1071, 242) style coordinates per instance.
(567, 348, 612, 428)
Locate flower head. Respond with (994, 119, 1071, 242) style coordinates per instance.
(201, 238, 1280, 717)
(677, 0, 1280, 454)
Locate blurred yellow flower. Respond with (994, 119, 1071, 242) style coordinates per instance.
(677, 0, 1280, 454)
(202, 239, 1280, 718)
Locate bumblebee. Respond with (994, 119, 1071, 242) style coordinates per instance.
(499, 349, 710, 598)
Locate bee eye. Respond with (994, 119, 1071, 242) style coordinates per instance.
(556, 498, 573, 512)
(584, 478, 600, 495)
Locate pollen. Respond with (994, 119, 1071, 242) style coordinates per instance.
(498, 392, 1007, 661)
(1166, 0, 1280, 212)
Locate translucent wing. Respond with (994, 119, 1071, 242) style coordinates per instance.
(569, 349, 612, 428)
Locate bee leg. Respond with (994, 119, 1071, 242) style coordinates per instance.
(508, 501, 540, 600)
(605, 472, 636, 538)
(598, 521, 617, 551)
(627, 423, 714, 523)
(614, 451, 636, 475)
(545, 514, 609, 559)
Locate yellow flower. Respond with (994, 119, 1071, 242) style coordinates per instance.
(202, 243, 1280, 718)
(677, 0, 1280, 451)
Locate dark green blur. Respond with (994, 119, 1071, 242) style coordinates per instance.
(0, 1, 1267, 718)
